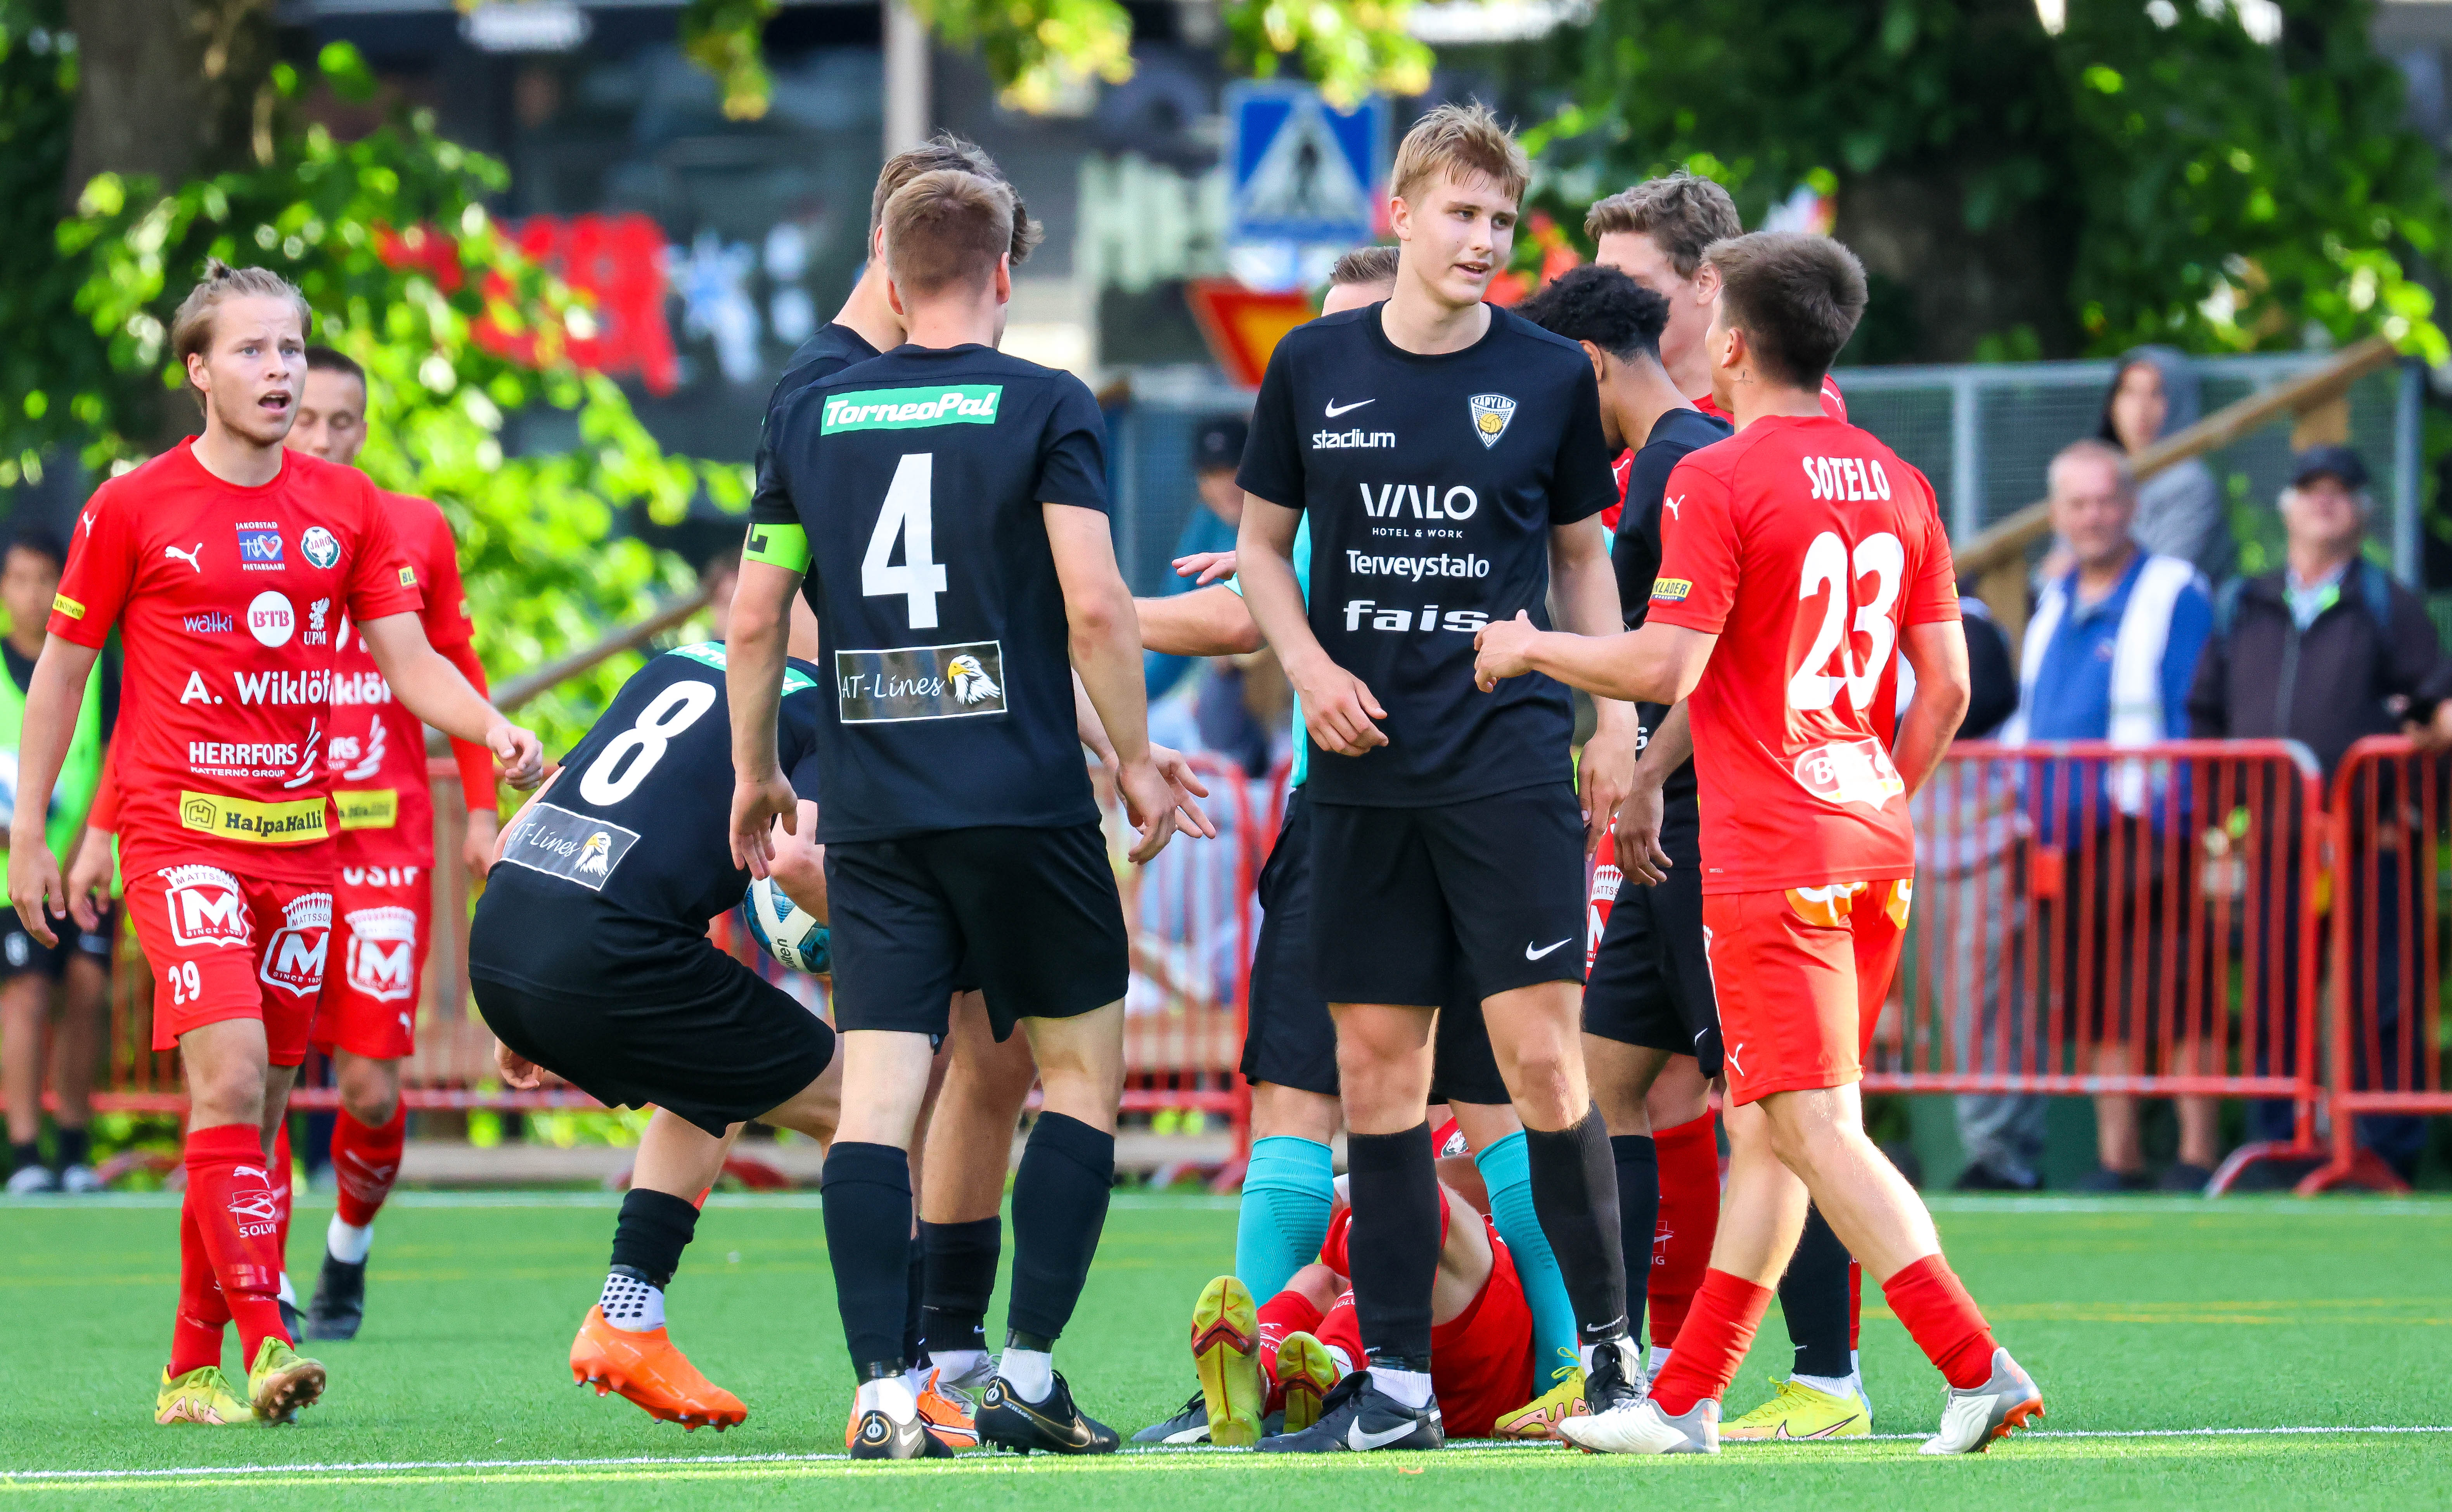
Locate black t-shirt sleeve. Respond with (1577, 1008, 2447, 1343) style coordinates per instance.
(1235, 340, 1305, 510)
(1959, 610, 2018, 739)
(750, 384, 798, 526)
(1549, 361, 1618, 525)
(1033, 380, 1111, 512)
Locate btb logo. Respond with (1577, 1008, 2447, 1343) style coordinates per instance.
(344, 906, 419, 1002)
(259, 892, 332, 998)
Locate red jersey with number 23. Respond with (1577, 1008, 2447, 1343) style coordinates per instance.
(1646, 414, 1957, 894)
(48, 442, 422, 885)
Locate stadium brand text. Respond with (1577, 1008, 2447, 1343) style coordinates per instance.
(1313, 427, 1397, 450)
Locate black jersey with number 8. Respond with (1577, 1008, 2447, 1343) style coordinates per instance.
(768, 344, 1110, 844)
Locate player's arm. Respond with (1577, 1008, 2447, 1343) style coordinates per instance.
(1550, 516, 1641, 855)
(1618, 701, 1690, 887)
(1048, 503, 1183, 864)
(355, 614, 543, 790)
(6, 636, 100, 944)
(436, 636, 502, 876)
(1136, 584, 1261, 658)
(767, 800, 827, 921)
(1473, 614, 1716, 706)
(1236, 496, 1385, 755)
(1894, 619, 1971, 799)
(724, 537, 806, 878)
(62, 744, 118, 932)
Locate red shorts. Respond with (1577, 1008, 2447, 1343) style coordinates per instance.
(127, 864, 333, 1065)
(313, 865, 431, 1061)
(1702, 880, 1911, 1107)
(1312, 1223, 1535, 1438)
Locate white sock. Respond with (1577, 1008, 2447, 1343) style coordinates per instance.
(1577, 1338, 1636, 1376)
(327, 1215, 375, 1266)
(598, 1271, 665, 1332)
(903, 1364, 932, 1400)
(856, 1375, 918, 1422)
(1000, 1347, 1054, 1403)
(1325, 1346, 1353, 1377)
(932, 1348, 990, 1389)
(1791, 1371, 1854, 1398)
(1369, 1366, 1433, 1410)
(277, 1271, 298, 1307)
(1647, 1345, 1672, 1384)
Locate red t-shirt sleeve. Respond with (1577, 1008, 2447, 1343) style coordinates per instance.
(85, 745, 119, 835)
(1902, 471, 1961, 626)
(1644, 454, 1739, 635)
(441, 638, 498, 813)
(48, 489, 135, 648)
(344, 479, 425, 624)
(415, 502, 477, 654)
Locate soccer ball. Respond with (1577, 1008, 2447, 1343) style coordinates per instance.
(742, 876, 829, 974)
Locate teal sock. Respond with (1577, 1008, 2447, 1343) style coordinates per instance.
(1234, 1135, 1335, 1299)
(1476, 1131, 1579, 1382)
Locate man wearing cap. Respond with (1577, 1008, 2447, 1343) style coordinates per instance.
(2187, 444, 2440, 1183)
(1146, 415, 1252, 700)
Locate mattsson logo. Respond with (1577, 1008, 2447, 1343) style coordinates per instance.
(822, 385, 1002, 433)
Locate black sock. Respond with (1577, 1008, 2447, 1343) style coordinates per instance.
(1343, 1124, 1440, 1371)
(609, 1188, 701, 1288)
(1524, 1107, 1629, 1347)
(902, 1231, 929, 1369)
(8, 1140, 38, 1176)
(822, 1142, 915, 1379)
(921, 1216, 1001, 1359)
(1609, 1133, 1657, 1348)
(54, 1127, 88, 1170)
(1006, 1113, 1113, 1343)
(1781, 1203, 1854, 1380)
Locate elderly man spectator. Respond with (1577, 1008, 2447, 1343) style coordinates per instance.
(2187, 445, 2440, 1184)
(2006, 440, 2216, 1191)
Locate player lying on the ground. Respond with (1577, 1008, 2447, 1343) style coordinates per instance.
(1474, 232, 2041, 1456)
(1187, 1147, 1540, 1446)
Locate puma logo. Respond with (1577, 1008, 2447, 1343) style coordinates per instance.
(164, 543, 204, 573)
(1663, 494, 1684, 519)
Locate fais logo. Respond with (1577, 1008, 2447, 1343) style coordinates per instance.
(247, 590, 296, 648)
(182, 610, 234, 635)
(161, 865, 250, 949)
(1341, 599, 1490, 635)
(236, 522, 284, 569)
(343, 905, 419, 1002)
(258, 891, 331, 998)
(300, 526, 340, 569)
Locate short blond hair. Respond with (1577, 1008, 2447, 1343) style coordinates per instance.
(170, 259, 310, 401)
(883, 169, 1016, 298)
(1390, 102, 1528, 210)
(1584, 174, 1742, 280)
(870, 133, 1041, 266)
(1329, 245, 1400, 288)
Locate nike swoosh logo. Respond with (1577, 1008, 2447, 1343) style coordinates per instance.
(1324, 398, 1376, 417)
(1348, 1417, 1420, 1450)
(1526, 938, 1572, 960)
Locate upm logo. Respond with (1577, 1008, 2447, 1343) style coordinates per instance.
(161, 865, 249, 949)
(344, 905, 420, 1002)
(258, 892, 332, 998)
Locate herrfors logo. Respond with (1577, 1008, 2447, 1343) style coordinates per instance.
(247, 590, 296, 648)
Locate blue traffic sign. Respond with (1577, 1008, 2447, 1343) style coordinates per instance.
(1225, 83, 1390, 245)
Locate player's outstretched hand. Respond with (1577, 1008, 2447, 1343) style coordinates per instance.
(1149, 744, 1218, 840)
(1473, 611, 1542, 692)
(1289, 660, 1389, 757)
(495, 1039, 544, 1091)
(1115, 757, 1184, 864)
(730, 771, 800, 878)
(486, 720, 547, 791)
(462, 809, 500, 881)
(64, 828, 114, 933)
(1614, 783, 1673, 886)
(1172, 549, 1238, 586)
(6, 838, 62, 949)
(1578, 719, 1638, 859)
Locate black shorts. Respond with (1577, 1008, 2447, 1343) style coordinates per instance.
(1583, 815, 1721, 1078)
(1244, 788, 1507, 1105)
(0, 904, 115, 984)
(827, 822, 1127, 1041)
(1310, 785, 1586, 1007)
(470, 950, 836, 1140)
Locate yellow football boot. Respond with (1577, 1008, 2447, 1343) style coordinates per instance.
(156, 1365, 253, 1426)
(1720, 1376, 1871, 1440)
(1189, 1275, 1265, 1447)
(1491, 1365, 1587, 1441)
(1272, 1330, 1342, 1434)
(244, 1336, 326, 1424)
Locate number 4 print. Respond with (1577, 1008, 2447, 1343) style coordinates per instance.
(865, 453, 949, 630)
(1787, 529, 1903, 713)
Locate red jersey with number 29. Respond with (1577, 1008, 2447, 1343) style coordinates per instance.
(1646, 414, 1957, 895)
(48, 442, 421, 885)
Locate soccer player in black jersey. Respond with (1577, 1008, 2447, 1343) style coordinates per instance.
(729, 168, 1197, 1460)
(470, 642, 842, 1435)
(1232, 104, 1646, 1453)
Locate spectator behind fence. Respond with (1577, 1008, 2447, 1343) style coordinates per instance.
(2099, 346, 2233, 587)
(2004, 440, 2217, 1192)
(2186, 445, 2440, 1182)
(1144, 415, 1249, 701)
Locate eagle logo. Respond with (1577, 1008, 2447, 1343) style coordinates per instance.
(948, 654, 1001, 705)
(578, 831, 613, 877)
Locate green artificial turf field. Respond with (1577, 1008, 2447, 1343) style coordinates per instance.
(3, 1192, 2447, 1509)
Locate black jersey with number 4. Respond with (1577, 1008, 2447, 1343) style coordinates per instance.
(767, 343, 1109, 843)
(481, 644, 826, 970)
(1238, 304, 1618, 807)
(1614, 406, 1732, 812)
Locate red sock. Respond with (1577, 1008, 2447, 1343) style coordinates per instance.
(169, 1185, 233, 1376)
(1881, 1255, 1997, 1390)
(182, 1124, 291, 1365)
(1649, 1112, 1720, 1350)
(1255, 1287, 1326, 1406)
(269, 1119, 293, 1275)
(332, 1106, 406, 1229)
(1651, 1268, 1773, 1417)
(1847, 1260, 1863, 1352)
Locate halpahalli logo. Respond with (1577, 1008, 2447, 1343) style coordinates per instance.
(1468, 393, 1516, 449)
(822, 385, 1003, 434)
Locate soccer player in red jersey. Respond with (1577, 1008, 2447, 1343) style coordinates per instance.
(1475, 232, 2041, 1456)
(280, 345, 503, 1341)
(7, 261, 542, 1426)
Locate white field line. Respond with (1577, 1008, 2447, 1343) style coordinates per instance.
(5, 1424, 2447, 1481)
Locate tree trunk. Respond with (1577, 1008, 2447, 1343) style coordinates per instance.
(61, 0, 277, 206)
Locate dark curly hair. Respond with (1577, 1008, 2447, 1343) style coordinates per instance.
(1514, 263, 1671, 364)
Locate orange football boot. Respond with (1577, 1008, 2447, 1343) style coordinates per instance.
(570, 1306, 747, 1431)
